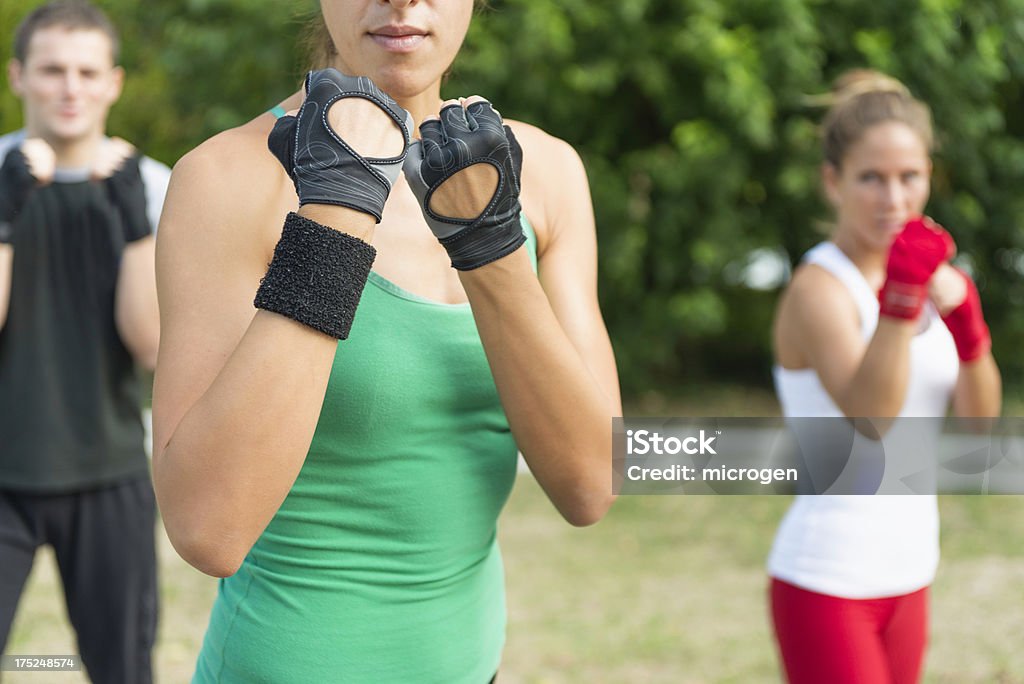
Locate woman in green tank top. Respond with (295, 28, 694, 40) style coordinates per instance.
(152, 2, 621, 682)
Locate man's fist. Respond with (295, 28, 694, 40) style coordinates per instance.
(91, 137, 135, 181)
(20, 138, 56, 184)
(0, 138, 54, 242)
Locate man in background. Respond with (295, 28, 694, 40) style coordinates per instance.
(0, 2, 168, 681)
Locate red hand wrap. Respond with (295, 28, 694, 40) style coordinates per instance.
(879, 217, 955, 320)
(942, 268, 991, 362)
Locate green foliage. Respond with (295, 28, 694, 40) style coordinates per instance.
(3, 0, 1023, 398)
(0, 0, 316, 163)
(450, 0, 1024, 395)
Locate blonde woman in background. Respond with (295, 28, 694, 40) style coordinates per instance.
(768, 70, 1000, 683)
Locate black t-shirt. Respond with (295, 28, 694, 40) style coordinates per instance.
(0, 174, 149, 491)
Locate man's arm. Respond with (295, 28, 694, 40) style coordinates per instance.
(100, 140, 165, 370)
(0, 138, 55, 331)
(0, 244, 11, 330)
(115, 235, 160, 369)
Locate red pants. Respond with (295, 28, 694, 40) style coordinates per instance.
(770, 578, 929, 684)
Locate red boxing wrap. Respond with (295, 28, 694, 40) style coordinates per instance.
(879, 217, 955, 320)
(942, 268, 991, 362)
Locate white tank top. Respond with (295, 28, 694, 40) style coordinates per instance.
(768, 242, 959, 598)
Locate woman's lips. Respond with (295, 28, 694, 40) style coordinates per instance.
(369, 33, 426, 52)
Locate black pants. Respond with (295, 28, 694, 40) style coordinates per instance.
(0, 476, 157, 684)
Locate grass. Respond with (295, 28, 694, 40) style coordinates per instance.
(6, 480, 1024, 683)
(625, 384, 782, 417)
(6, 383, 1024, 682)
(500, 480, 1024, 684)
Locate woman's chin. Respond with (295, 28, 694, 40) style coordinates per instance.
(370, 66, 440, 101)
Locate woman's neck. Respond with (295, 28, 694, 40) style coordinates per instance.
(833, 230, 887, 286)
(396, 90, 446, 128)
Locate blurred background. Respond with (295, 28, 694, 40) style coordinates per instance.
(2, 1, 1024, 682)
(4, 0, 1024, 407)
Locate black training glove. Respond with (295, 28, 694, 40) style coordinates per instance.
(103, 154, 152, 243)
(403, 100, 526, 271)
(0, 149, 39, 243)
(268, 68, 414, 222)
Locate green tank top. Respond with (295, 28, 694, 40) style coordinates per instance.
(193, 223, 538, 684)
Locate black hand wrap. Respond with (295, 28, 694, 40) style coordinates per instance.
(403, 100, 526, 271)
(268, 69, 414, 222)
(103, 154, 152, 243)
(0, 149, 38, 244)
(254, 212, 377, 340)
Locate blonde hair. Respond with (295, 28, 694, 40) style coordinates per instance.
(820, 69, 934, 167)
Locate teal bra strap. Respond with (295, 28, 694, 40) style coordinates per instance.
(268, 104, 287, 119)
(521, 215, 539, 273)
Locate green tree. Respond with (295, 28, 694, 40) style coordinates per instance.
(449, 0, 1024, 397)
(1, 0, 315, 164)
(3, 0, 1023, 400)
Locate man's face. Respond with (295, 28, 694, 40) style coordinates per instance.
(8, 26, 122, 146)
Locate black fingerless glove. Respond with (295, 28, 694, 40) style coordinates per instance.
(103, 154, 152, 243)
(0, 149, 38, 244)
(403, 100, 526, 270)
(257, 69, 410, 339)
(267, 68, 414, 222)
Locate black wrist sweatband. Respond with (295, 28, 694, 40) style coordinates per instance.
(104, 155, 153, 243)
(254, 212, 376, 339)
(0, 149, 37, 244)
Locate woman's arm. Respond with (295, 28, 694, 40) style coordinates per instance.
(153, 132, 376, 577)
(775, 265, 916, 418)
(777, 219, 954, 419)
(952, 356, 1001, 417)
(155, 72, 411, 577)
(463, 128, 620, 526)
(404, 103, 621, 525)
(929, 263, 1002, 417)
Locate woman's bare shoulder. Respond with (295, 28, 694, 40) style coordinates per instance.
(506, 119, 580, 170)
(158, 114, 296, 283)
(775, 261, 863, 365)
(172, 115, 284, 201)
(504, 120, 589, 251)
(163, 115, 292, 238)
(786, 262, 858, 310)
